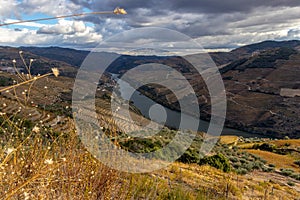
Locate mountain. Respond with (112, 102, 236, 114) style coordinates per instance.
(1, 40, 300, 138)
(20, 46, 90, 67)
(232, 40, 300, 55)
(0, 46, 78, 77)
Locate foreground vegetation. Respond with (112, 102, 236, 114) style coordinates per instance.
(0, 54, 299, 199)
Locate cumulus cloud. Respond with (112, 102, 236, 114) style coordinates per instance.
(0, 20, 103, 48)
(19, 0, 82, 16)
(1, 0, 300, 50)
(0, 0, 19, 21)
(37, 20, 87, 35)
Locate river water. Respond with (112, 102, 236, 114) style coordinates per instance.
(113, 74, 264, 138)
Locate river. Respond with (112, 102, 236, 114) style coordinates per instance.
(112, 74, 264, 138)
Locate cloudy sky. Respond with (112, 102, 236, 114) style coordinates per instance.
(1, 0, 300, 51)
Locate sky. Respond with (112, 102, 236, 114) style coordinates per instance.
(1, 0, 300, 51)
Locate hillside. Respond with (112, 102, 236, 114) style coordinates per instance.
(2, 40, 300, 139)
(0, 46, 78, 77)
(0, 41, 300, 199)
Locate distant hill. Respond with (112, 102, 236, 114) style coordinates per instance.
(2, 40, 300, 138)
(20, 46, 90, 67)
(232, 40, 300, 55)
(0, 46, 78, 77)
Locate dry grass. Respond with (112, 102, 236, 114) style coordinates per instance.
(246, 150, 300, 172)
(237, 142, 263, 149)
(0, 130, 124, 200)
(0, 55, 124, 199)
(270, 140, 300, 148)
(219, 136, 239, 145)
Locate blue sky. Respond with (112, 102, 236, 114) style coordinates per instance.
(1, 0, 300, 51)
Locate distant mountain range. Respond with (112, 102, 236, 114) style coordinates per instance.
(1, 40, 300, 138)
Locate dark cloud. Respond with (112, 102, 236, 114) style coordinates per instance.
(71, 0, 300, 14)
(67, 0, 300, 50)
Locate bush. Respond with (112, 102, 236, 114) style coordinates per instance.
(253, 143, 276, 152)
(294, 160, 300, 167)
(239, 158, 247, 164)
(236, 168, 248, 175)
(287, 181, 295, 186)
(198, 153, 231, 172)
(280, 168, 294, 176)
(233, 162, 241, 169)
(178, 149, 200, 164)
(268, 164, 276, 168)
(290, 173, 300, 181)
(229, 156, 239, 163)
(251, 162, 262, 170)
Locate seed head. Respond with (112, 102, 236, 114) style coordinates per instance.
(51, 68, 60, 77)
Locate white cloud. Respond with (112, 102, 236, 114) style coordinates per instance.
(0, 0, 19, 20)
(1, 0, 300, 50)
(37, 20, 87, 35)
(20, 0, 82, 16)
(0, 20, 103, 48)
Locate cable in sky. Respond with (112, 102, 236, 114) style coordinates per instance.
(0, 7, 127, 27)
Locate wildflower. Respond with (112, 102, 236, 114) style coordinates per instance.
(12, 59, 16, 63)
(44, 158, 53, 165)
(5, 148, 15, 155)
(51, 68, 60, 77)
(32, 126, 40, 133)
(114, 7, 127, 15)
(19, 51, 23, 54)
(24, 192, 30, 200)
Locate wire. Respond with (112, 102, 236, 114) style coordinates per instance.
(0, 8, 127, 27)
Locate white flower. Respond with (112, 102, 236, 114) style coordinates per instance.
(24, 192, 30, 200)
(114, 7, 127, 15)
(44, 159, 53, 165)
(32, 126, 40, 133)
(5, 148, 15, 155)
(12, 59, 16, 63)
(51, 68, 60, 77)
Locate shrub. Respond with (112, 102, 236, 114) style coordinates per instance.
(252, 162, 263, 170)
(280, 169, 294, 176)
(287, 181, 295, 187)
(229, 156, 239, 163)
(236, 168, 248, 175)
(178, 148, 200, 164)
(198, 153, 231, 172)
(294, 160, 300, 167)
(290, 173, 300, 181)
(268, 164, 276, 168)
(239, 158, 247, 164)
(233, 162, 241, 169)
(253, 143, 276, 152)
(243, 163, 254, 171)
